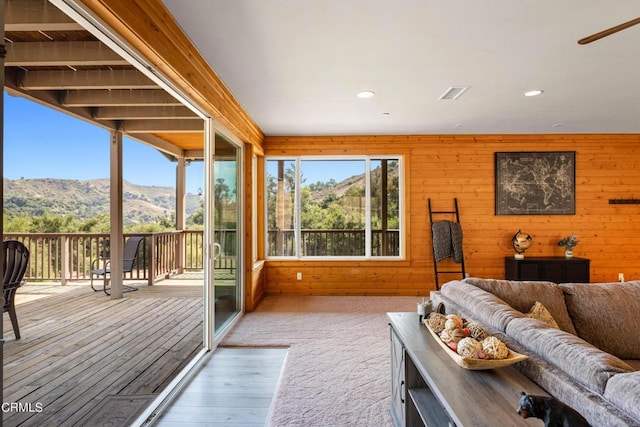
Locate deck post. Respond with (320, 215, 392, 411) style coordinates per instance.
(176, 155, 186, 274)
(61, 235, 69, 285)
(148, 234, 156, 287)
(109, 130, 124, 299)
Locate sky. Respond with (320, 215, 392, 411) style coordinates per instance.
(3, 92, 204, 194)
(300, 160, 364, 185)
(267, 159, 379, 187)
(266, 159, 366, 186)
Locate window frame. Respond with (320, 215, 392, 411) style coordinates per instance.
(264, 155, 403, 260)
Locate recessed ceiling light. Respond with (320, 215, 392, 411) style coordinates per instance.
(357, 91, 375, 98)
(382, 112, 390, 116)
(524, 90, 543, 97)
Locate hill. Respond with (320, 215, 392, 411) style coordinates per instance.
(307, 160, 399, 202)
(3, 178, 201, 226)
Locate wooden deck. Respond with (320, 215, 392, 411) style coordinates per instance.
(3, 278, 204, 426)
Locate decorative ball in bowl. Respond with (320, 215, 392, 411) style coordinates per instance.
(424, 313, 528, 370)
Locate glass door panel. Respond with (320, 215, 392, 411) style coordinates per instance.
(214, 134, 241, 331)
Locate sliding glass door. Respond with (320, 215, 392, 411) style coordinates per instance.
(213, 134, 242, 331)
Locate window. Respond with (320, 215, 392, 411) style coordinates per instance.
(266, 156, 402, 258)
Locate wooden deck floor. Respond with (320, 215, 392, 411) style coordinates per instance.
(3, 280, 204, 426)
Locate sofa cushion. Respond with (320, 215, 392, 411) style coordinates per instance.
(465, 278, 577, 334)
(605, 371, 640, 422)
(441, 280, 523, 332)
(506, 317, 633, 394)
(560, 281, 640, 359)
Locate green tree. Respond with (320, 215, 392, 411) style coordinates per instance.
(79, 213, 110, 232)
(3, 214, 33, 232)
(187, 200, 204, 227)
(30, 213, 79, 233)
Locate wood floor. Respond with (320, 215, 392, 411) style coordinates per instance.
(3, 281, 204, 426)
(153, 347, 288, 426)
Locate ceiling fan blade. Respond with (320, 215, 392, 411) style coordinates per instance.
(578, 17, 640, 44)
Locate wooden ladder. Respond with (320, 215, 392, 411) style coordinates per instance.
(428, 198, 466, 290)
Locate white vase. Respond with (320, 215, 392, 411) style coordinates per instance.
(564, 249, 573, 258)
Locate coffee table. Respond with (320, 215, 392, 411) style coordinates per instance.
(388, 312, 548, 426)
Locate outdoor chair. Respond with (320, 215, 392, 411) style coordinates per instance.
(91, 236, 145, 295)
(3, 240, 30, 339)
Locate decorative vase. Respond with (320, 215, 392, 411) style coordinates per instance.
(564, 249, 573, 258)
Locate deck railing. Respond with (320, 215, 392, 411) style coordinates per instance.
(3, 228, 395, 284)
(1, 230, 232, 284)
(267, 229, 400, 257)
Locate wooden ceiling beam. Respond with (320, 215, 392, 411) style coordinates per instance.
(5, 41, 129, 66)
(128, 133, 184, 158)
(4, 84, 118, 130)
(122, 118, 203, 133)
(18, 68, 158, 90)
(5, 0, 85, 32)
(61, 89, 182, 106)
(152, 132, 204, 151)
(93, 105, 197, 120)
(183, 149, 204, 159)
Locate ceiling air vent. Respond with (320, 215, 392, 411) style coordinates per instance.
(438, 86, 470, 100)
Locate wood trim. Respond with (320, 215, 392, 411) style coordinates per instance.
(78, 0, 264, 148)
(257, 155, 266, 260)
(244, 144, 265, 311)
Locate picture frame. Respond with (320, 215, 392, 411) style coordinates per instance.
(495, 151, 575, 215)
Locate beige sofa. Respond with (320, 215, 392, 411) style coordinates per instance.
(438, 278, 640, 427)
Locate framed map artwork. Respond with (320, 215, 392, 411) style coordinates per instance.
(495, 151, 575, 215)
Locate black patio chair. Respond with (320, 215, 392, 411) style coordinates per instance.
(91, 236, 145, 295)
(3, 240, 30, 339)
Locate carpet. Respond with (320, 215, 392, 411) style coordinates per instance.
(221, 295, 418, 427)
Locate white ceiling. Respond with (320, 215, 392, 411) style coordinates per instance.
(161, 1, 640, 136)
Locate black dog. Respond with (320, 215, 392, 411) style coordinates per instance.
(517, 392, 591, 427)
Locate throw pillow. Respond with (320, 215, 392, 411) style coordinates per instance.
(526, 301, 559, 329)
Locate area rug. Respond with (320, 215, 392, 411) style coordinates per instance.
(221, 295, 418, 427)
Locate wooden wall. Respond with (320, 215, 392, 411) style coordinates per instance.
(262, 134, 640, 296)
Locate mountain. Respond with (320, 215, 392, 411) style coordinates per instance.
(3, 178, 202, 225)
(308, 173, 365, 202)
(307, 161, 399, 202)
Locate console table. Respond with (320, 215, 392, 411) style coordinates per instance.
(388, 312, 547, 427)
(504, 256, 590, 283)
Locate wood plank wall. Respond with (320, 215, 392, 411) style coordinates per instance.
(262, 134, 640, 296)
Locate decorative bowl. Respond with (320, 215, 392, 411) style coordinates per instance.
(424, 321, 528, 370)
